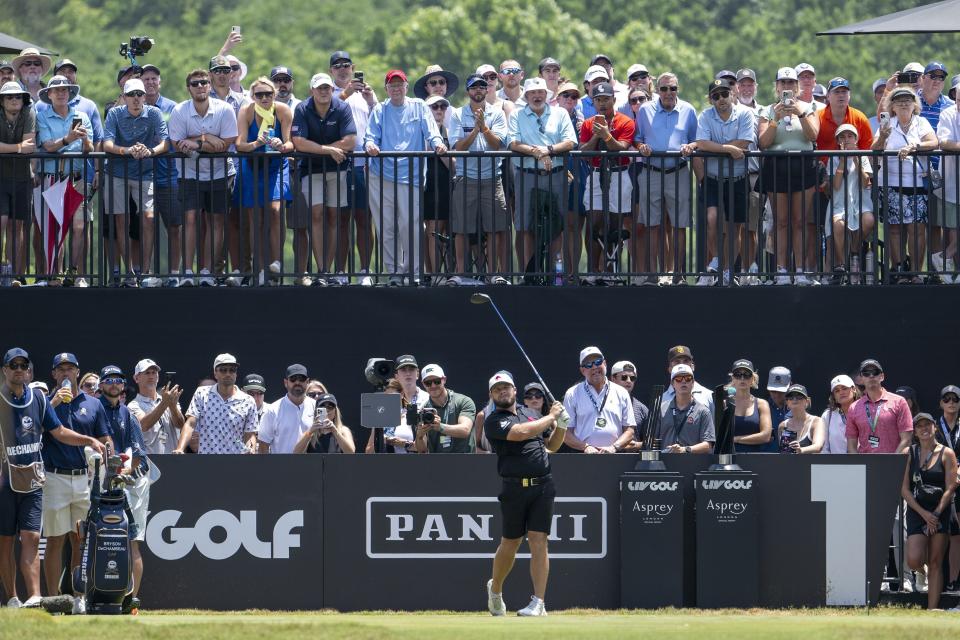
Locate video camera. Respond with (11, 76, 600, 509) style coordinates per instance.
(365, 358, 395, 389)
(119, 36, 154, 65)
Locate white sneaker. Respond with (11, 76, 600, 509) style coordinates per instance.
(945, 258, 956, 284)
(165, 276, 180, 287)
(516, 596, 546, 617)
(932, 251, 945, 273)
(22, 595, 42, 608)
(6, 596, 21, 608)
(489, 275, 511, 285)
(774, 268, 791, 286)
(916, 567, 928, 593)
(902, 573, 914, 593)
(74, 276, 89, 288)
(794, 273, 813, 286)
(358, 269, 374, 287)
(486, 579, 506, 616)
(658, 275, 673, 286)
(296, 274, 313, 287)
(387, 275, 403, 287)
(330, 273, 349, 286)
(225, 269, 243, 287)
(695, 271, 716, 286)
(741, 263, 759, 286)
(141, 276, 161, 288)
(179, 269, 195, 287)
(268, 260, 282, 275)
(199, 269, 216, 287)
(72, 595, 86, 614)
(446, 275, 463, 286)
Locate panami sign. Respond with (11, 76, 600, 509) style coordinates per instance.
(365, 497, 606, 559)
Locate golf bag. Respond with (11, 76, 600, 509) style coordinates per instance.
(72, 450, 135, 614)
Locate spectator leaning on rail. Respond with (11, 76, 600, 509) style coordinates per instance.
(174, 353, 258, 454)
(824, 124, 874, 285)
(871, 86, 939, 284)
(845, 359, 913, 454)
(687, 79, 756, 287)
(0, 82, 35, 287)
(364, 69, 447, 286)
(414, 364, 477, 453)
(936, 86, 960, 284)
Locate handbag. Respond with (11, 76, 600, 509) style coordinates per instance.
(911, 444, 944, 510)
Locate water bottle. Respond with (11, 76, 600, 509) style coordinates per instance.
(554, 253, 563, 286)
(60, 378, 73, 403)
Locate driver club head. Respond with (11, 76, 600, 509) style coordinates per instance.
(470, 293, 492, 305)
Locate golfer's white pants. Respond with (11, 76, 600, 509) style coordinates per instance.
(369, 177, 421, 276)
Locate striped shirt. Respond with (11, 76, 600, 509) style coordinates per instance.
(919, 90, 955, 170)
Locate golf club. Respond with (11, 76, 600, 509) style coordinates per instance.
(470, 292, 557, 404)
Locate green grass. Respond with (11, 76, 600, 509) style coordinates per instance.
(3, 607, 960, 640)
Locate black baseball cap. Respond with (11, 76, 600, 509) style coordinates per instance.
(708, 79, 730, 96)
(209, 55, 230, 72)
(736, 68, 757, 82)
(117, 65, 142, 85)
(592, 82, 615, 98)
(859, 358, 883, 373)
(315, 392, 338, 407)
(242, 373, 266, 392)
(329, 51, 351, 66)
(141, 64, 161, 76)
(465, 73, 487, 89)
(591, 54, 613, 66)
(538, 57, 561, 72)
(100, 365, 124, 379)
(395, 354, 418, 369)
(52, 352, 79, 368)
(3, 348, 29, 365)
(731, 359, 756, 374)
(285, 364, 309, 378)
(786, 384, 809, 398)
(270, 66, 293, 80)
(667, 345, 694, 362)
(715, 69, 736, 82)
(523, 382, 545, 395)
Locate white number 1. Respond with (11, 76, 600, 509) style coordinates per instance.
(810, 464, 866, 605)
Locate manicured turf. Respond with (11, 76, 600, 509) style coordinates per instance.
(2, 607, 959, 639)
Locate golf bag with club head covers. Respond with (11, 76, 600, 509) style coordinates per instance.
(72, 446, 136, 614)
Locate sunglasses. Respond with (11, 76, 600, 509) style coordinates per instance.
(216, 366, 238, 373)
(21, 60, 42, 67)
(189, 80, 210, 87)
(710, 91, 730, 100)
(482, 73, 498, 81)
(629, 96, 648, 104)
(673, 375, 694, 383)
(618, 375, 637, 382)
(501, 67, 522, 75)
(559, 92, 579, 100)
(860, 369, 881, 377)
(524, 391, 544, 399)
(125, 91, 145, 97)
(430, 103, 448, 110)
(254, 91, 274, 99)
(230, 65, 241, 71)
(427, 79, 446, 86)
(928, 74, 947, 81)
(288, 375, 307, 383)
(581, 357, 604, 369)
(212, 68, 232, 75)
(101, 377, 125, 385)
(786, 394, 806, 401)
(273, 76, 292, 83)
(943, 396, 960, 404)
(659, 86, 678, 92)
(81, 382, 98, 391)
(629, 73, 650, 81)
(307, 392, 323, 399)
(732, 371, 753, 380)
(6, 362, 29, 371)
(3, 95, 24, 100)
(423, 378, 443, 387)
(331, 62, 352, 69)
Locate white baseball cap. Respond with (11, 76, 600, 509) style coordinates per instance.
(776, 67, 798, 81)
(421, 364, 445, 381)
(489, 371, 515, 390)
(134, 358, 160, 375)
(626, 64, 649, 78)
(584, 65, 609, 83)
(213, 353, 238, 368)
(794, 63, 815, 76)
(123, 78, 145, 94)
(830, 374, 856, 391)
(611, 361, 636, 375)
(476, 64, 497, 76)
(310, 73, 334, 89)
(522, 77, 548, 94)
(670, 364, 694, 379)
(579, 346, 604, 364)
(902, 62, 924, 74)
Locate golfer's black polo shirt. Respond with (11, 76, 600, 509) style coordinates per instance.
(484, 405, 550, 478)
(291, 96, 356, 175)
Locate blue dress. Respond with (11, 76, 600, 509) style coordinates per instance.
(238, 113, 291, 207)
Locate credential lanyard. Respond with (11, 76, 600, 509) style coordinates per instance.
(864, 400, 881, 434)
(585, 381, 610, 422)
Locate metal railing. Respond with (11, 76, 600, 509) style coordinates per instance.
(1, 149, 957, 287)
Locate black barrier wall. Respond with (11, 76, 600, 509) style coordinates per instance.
(2, 286, 957, 447)
(137, 454, 904, 610)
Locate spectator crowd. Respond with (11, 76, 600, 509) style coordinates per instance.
(1, 36, 960, 287)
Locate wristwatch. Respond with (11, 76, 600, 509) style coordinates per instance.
(684, 446, 692, 454)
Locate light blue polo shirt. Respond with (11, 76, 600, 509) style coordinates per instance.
(364, 97, 443, 187)
(634, 97, 698, 170)
(507, 103, 578, 170)
(448, 104, 508, 180)
(35, 106, 92, 175)
(695, 103, 756, 178)
(103, 104, 167, 179)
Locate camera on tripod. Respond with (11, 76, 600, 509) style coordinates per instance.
(119, 36, 154, 64)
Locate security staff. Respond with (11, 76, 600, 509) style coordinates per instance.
(0, 348, 105, 609)
(98, 365, 150, 608)
(43, 352, 112, 611)
(483, 371, 567, 617)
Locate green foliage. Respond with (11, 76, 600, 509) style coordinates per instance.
(1, 0, 956, 111)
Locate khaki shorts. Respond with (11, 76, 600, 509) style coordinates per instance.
(41, 472, 91, 538)
(583, 167, 633, 214)
(932, 196, 959, 228)
(302, 171, 348, 209)
(107, 177, 154, 214)
(451, 178, 509, 234)
(635, 165, 691, 228)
